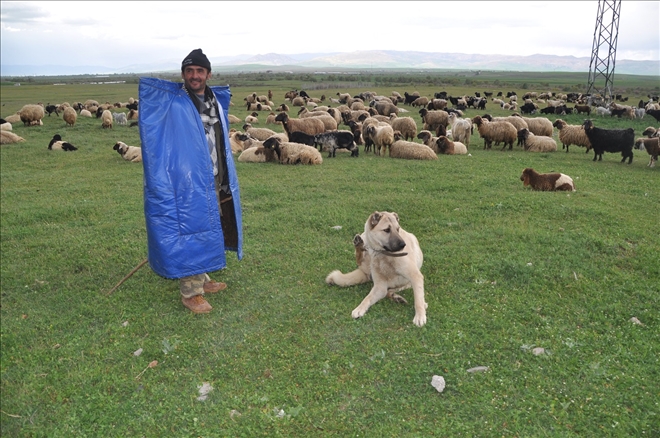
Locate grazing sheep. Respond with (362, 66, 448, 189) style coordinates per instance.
(447, 113, 472, 148)
(389, 114, 417, 141)
(47, 134, 77, 151)
(582, 119, 634, 163)
(113, 141, 141, 162)
(275, 112, 325, 137)
(419, 108, 449, 133)
(552, 119, 591, 153)
(314, 130, 358, 157)
(416, 130, 439, 148)
(112, 112, 127, 126)
(370, 100, 399, 116)
(634, 137, 659, 167)
(79, 109, 93, 118)
(242, 123, 278, 141)
(520, 116, 553, 137)
(520, 168, 575, 191)
(262, 136, 323, 165)
(471, 115, 517, 151)
(517, 129, 557, 152)
(62, 107, 77, 127)
(365, 123, 395, 156)
(390, 131, 437, 160)
(228, 114, 242, 124)
(434, 136, 468, 155)
(0, 130, 25, 144)
(101, 110, 113, 129)
(411, 96, 430, 108)
(19, 104, 45, 127)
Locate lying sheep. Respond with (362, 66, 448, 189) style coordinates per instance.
(389, 114, 417, 141)
(552, 119, 591, 153)
(228, 114, 242, 124)
(389, 131, 437, 160)
(275, 112, 325, 137)
(0, 119, 11, 131)
(642, 127, 659, 138)
(299, 109, 338, 131)
(229, 131, 250, 154)
(517, 129, 557, 152)
(113, 141, 141, 162)
(63, 107, 77, 127)
(48, 134, 77, 151)
(435, 136, 468, 155)
(472, 115, 517, 151)
(416, 130, 439, 148)
(127, 109, 138, 120)
(0, 130, 25, 144)
(101, 110, 113, 129)
(262, 136, 323, 165)
(3, 113, 22, 124)
(237, 145, 278, 163)
(242, 123, 277, 141)
(19, 104, 45, 127)
(520, 168, 575, 192)
(79, 109, 93, 118)
(245, 112, 259, 124)
(634, 137, 659, 167)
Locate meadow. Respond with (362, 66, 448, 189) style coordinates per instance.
(1, 72, 659, 437)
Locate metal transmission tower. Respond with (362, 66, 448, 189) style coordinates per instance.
(586, 0, 621, 103)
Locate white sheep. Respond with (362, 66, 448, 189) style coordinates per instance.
(552, 119, 591, 153)
(245, 112, 259, 124)
(435, 136, 468, 155)
(275, 112, 325, 137)
(447, 113, 472, 148)
(0, 120, 12, 131)
(113, 141, 141, 162)
(521, 116, 553, 137)
(237, 145, 277, 163)
(228, 114, 242, 124)
(3, 113, 21, 124)
(242, 123, 278, 141)
(262, 136, 323, 165)
(112, 112, 127, 126)
(518, 129, 557, 152)
(19, 104, 45, 126)
(416, 130, 439, 148)
(79, 109, 93, 118)
(390, 131, 437, 160)
(0, 130, 25, 144)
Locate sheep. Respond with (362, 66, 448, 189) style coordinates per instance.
(642, 127, 659, 138)
(277, 103, 290, 112)
(517, 129, 557, 152)
(647, 109, 660, 122)
(101, 110, 113, 129)
(298, 109, 338, 131)
(314, 130, 358, 157)
(471, 115, 517, 151)
(595, 106, 611, 117)
(3, 113, 21, 124)
(634, 137, 659, 167)
(19, 104, 45, 127)
(275, 112, 325, 137)
(127, 109, 138, 120)
(237, 145, 278, 163)
(416, 130, 439, 148)
(388, 114, 417, 141)
(113, 141, 141, 162)
(419, 108, 449, 133)
(112, 112, 127, 126)
(292, 96, 306, 107)
(552, 119, 592, 153)
(61, 107, 78, 127)
(228, 114, 242, 124)
(47, 134, 77, 151)
(287, 131, 317, 147)
(365, 123, 395, 156)
(244, 112, 259, 124)
(389, 131, 437, 160)
(574, 104, 591, 115)
(0, 130, 25, 144)
(242, 123, 278, 141)
(446, 113, 472, 148)
(411, 96, 430, 108)
(582, 119, 634, 163)
(79, 109, 93, 118)
(229, 131, 250, 154)
(262, 136, 323, 165)
(0, 119, 12, 131)
(520, 116, 553, 137)
(434, 136, 468, 155)
(370, 100, 399, 116)
(520, 168, 576, 192)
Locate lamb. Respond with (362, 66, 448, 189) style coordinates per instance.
(314, 130, 358, 157)
(595, 106, 611, 117)
(471, 115, 517, 151)
(552, 119, 591, 153)
(419, 108, 449, 134)
(19, 104, 45, 126)
(47, 134, 77, 151)
(101, 110, 113, 129)
(634, 137, 659, 167)
(242, 123, 278, 141)
(520, 168, 576, 191)
(388, 114, 417, 141)
(112, 112, 127, 126)
(582, 119, 634, 163)
(262, 136, 323, 165)
(389, 131, 437, 160)
(113, 141, 141, 162)
(446, 113, 472, 147)
(520, 116, 553, 137)
(79, 109, 93, 118)
(0, 130, 25, 144)
(275, 112, 325, 137)
(517, 129, 557, 152)
(365, 123, 395, 156)
(434, 136, 468, 155)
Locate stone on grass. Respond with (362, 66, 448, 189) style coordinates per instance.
(431, 375, 446, 393)
(467, 366, 489, 373)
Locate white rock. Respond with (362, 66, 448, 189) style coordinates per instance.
(630, 317, 644, 326)
(431, 375, 445, 393)
(133, 348, 143, 357)
(532, 347, 545, 356)
(466, 366, 489, 373)
(331, 225, 342, 230)
(197, 382, 213, 401)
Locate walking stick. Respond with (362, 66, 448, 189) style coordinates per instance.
(106, 257, 149, 296)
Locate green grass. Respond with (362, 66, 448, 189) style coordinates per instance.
(1, 77, 659, 437)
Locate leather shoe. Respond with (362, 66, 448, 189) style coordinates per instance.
(203, 280, 227, 294)
(182, 295, 212, 314)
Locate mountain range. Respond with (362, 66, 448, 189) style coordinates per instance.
(2, 50, 658, 77)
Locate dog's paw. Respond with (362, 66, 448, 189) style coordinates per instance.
(325, 271, 340, 285)
(352, 306, 367, 319)
(413, 313, 427, 327)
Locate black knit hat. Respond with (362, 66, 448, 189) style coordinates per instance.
(181, 49, 211, 72)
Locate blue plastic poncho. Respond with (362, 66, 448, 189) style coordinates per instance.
(138, 77, 243, 279)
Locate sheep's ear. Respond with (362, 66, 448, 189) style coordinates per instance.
(368, 212, 382, 229)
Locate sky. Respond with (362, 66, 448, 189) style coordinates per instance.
(1, 1, 658, 72)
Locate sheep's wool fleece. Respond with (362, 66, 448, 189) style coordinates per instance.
(138, 77, 243, 279)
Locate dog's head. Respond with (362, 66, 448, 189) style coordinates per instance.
(366, 211, 406, 253)
(113, 141, 127, 155)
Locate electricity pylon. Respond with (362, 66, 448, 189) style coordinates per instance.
(586, 0, 621, 103)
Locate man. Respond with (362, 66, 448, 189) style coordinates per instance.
(138, 49, 243, 314)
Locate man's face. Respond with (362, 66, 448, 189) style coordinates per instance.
(182, 66, 211, 94)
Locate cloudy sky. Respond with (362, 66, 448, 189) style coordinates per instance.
(1, 1, 658, 72)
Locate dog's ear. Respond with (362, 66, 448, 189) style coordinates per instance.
(392, 212, 400, 223)
(353, 234, 364, 247)
(368, 212, 381, 229)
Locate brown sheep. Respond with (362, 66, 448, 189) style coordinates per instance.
(520, 168, 575, 191)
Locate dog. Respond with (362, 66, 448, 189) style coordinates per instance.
(113, 141, 142, 162)
(326, 211, 427, 327)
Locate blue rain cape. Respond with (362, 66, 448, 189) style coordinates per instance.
(138, 77, 243, 279)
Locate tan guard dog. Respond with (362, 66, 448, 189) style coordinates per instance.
(326, 211, 427, 327)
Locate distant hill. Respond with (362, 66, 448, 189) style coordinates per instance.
(2, 50, 658, 77)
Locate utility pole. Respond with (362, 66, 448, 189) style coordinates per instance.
(586, 0, 621, 104)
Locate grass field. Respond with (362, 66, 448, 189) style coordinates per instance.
(1, 73, 659, 437)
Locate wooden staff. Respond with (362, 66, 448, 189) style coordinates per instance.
(106, 257, 149, 296)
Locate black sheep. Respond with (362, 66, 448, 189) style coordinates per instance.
(646, 109, 660, 123)
(582, 119, 634, 164)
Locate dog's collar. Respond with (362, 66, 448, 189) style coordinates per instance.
(365, 246, 408, 257)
